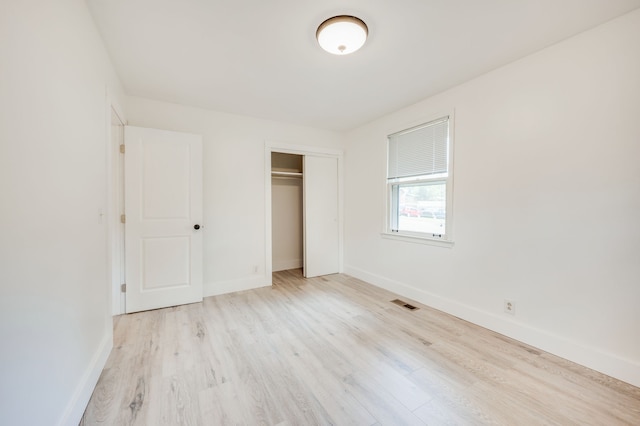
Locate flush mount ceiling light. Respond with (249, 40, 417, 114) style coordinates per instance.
(316, 15, 368, 55)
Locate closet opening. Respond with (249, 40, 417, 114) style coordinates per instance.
(266, 143, 342, 281)
(271, 152, 304, 274)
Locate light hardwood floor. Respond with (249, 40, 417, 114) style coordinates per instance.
(81, 270, 640, 425)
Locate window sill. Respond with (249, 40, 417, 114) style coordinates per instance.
(381, 232, 455, 248)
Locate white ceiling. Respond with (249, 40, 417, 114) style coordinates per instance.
(87, 0, 640, 131)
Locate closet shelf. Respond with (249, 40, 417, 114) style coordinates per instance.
(271, 171, 303, 177)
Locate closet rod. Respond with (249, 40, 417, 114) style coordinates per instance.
(271, 175, 302, 180)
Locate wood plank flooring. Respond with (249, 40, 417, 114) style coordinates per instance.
(81, 269, 640, 425)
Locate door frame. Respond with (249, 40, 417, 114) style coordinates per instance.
(264, 141, 344, 282)
(106, 87, 126, 315)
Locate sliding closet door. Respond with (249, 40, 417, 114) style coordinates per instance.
(303, 155, 339, 277)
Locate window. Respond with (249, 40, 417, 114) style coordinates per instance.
(387, 116, 452, 242)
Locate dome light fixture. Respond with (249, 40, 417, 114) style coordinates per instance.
(316, 15, 368, 55)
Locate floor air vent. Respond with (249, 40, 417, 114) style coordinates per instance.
(391, 299, 419, 311)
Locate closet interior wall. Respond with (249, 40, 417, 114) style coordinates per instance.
(271, 153, 303, 272)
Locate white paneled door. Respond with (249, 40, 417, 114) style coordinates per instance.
(124, 126, 203, 313)
(303, 155, 340, 278)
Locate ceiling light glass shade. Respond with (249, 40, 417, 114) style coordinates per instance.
(316, 15, 368, 55)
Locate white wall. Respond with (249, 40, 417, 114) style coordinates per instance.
(344, 9, 640, 387)
(125, 97, 342, 295)
(272, 177, 303, 271)
(0, 1, 124, 425)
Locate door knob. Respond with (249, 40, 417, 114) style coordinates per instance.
(194, 224, 201, 230)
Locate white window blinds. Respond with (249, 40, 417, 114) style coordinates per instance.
(387, 117, 449, 180)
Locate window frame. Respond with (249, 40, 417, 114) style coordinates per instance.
(383, 112, 455, 247)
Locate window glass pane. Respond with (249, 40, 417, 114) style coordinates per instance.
(397, 182, 446, 235)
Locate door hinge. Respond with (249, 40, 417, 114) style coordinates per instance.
(120, 214, 126, 224)
(120, 283, 126, 293)
(119, 144, 125, 154)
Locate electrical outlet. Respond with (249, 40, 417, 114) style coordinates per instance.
(504, 299, 516, 315)
(252, 265, 259, 274)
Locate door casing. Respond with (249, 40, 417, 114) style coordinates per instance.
(106, 90, 127, 316)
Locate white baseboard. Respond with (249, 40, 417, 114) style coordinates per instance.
(57, 328, 113, 426)
(204, 275, 271, 297)
(344, 265, 640, 388)
(273, 259, 303, 272)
